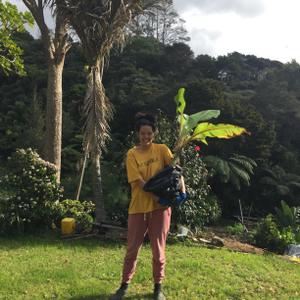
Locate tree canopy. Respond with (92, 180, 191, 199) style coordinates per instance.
(0, 0, 34, 76)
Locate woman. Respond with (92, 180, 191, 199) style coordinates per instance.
(110, 113, 186, 300)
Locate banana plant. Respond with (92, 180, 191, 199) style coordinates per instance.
(172, 88, 250, 161)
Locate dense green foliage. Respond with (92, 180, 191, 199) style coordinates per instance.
(146, 113, 217, 228)
(54, 199, 95, 233)
(252, 215, 297, 254)
(0, 149, 63, 233)
(0, 1, 34, 75)
(175, 145, 220, 228)
(252, 201, 300, 253)
(1, 30, 300, 229)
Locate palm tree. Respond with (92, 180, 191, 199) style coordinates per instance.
(203, 154, 257, 190)
(57, 0, 142, 222)
(203, 154, 257, 221)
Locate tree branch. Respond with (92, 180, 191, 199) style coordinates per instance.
(23, 0, 53, 57)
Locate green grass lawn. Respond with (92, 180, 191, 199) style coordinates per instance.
(0, 234, 299, 300)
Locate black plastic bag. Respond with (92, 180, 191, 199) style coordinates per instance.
(143, 165, 182, 199)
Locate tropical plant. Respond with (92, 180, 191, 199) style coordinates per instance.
(252, 214, 297, 253)
(172, 88, 249, 160)
(274, 200, 300, 230)
(203, 154, 257, 190)
(154, 114, 216, 228)
(175, 145, 220, 229)
(58, 0, 141, 222)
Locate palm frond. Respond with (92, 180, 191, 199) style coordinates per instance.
(216, 159, 231, 183)
(229, 154, 257, 174)
(56, 0, 140, 154)
(83, 64, 113, 154)
(229, 171, 241, 190)
(228, 162, 251, 187)
(204, 154, 255, 189)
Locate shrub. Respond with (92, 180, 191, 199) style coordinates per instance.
(226, 222, 245, 237)
(54, 199, 95, 233)
(173, 145, 221, 229)
(102, 160, 130, 226)
(274, 200, 300, 230)
(252, 214, 296, 253)
(0, 148, 63, 233)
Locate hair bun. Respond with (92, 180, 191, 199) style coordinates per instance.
(135, 112, 155, 124)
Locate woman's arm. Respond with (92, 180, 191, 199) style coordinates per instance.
(180, 176, 186, 194)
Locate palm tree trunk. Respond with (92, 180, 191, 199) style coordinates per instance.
(92, 151, 106, 223)
(76, 149, 88, 201)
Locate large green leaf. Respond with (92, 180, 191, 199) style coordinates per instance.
(191, 122, 249, 144)
(174, 87, 186, 115)
(182, 110, 220, 136)
(174, 88, 187, 134)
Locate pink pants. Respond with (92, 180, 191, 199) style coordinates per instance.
(122, 207, 171, 284)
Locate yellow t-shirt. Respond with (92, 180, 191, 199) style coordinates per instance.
(126, 143, 173, 214)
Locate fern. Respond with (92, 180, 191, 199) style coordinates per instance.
(203, 154, 256, 190)
(229, 155, 257, 175)
(229, 162, 251, 187)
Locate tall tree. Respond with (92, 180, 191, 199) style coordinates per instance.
(0, 0, 33, 75)
(22, 0, 72, 181)
(58, 0, 141, 222)
(129, 0, 190, 45)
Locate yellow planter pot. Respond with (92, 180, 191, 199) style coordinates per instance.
(61, 217, 75, 235)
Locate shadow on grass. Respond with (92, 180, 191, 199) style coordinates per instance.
(0, 232, 126, 250)
(69, 293, 153, 300)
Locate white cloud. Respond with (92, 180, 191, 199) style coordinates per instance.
(8, 0, 300, 63)
(9, 0, 54, 38)
(174, 0, 300, 63)
(173, 0, 266, 17)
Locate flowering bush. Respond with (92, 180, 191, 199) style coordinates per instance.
(173, 145, 221, 229)
(0, 148, 63, 233)
(53, 199, 95, 233)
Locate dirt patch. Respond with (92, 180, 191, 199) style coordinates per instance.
(222, 238, 264, 254)
(194, 226, 265, 255)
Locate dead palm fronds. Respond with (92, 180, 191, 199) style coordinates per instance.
(57, 0, 142, 221)
(58, 0, 141, 154)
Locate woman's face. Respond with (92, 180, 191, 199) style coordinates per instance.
(138, 125, 155, 147)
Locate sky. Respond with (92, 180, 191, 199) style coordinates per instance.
(173, 0, 300, 63)
(10, 0, 300, 64)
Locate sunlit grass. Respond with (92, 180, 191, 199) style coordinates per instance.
(0, 234, 299, 299)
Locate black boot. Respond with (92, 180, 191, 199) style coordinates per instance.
(153, 283, 166, 300)
(109, 283, 128, 300)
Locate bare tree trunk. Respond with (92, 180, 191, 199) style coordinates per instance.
(44, 60, 64, 182)
(92, 151, 106, 223)
(22, 0, 71, 182)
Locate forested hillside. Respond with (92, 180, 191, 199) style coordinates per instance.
(1, 31, 300, 220)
